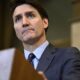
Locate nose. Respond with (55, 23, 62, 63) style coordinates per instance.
(22, 16, 30, 27)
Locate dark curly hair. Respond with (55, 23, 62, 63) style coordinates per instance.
(10, 0, 49, 20)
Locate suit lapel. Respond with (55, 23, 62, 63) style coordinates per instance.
(37, 43, 56, 72)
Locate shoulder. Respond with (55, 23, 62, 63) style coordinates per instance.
(55, 47, 80, 59)
(47, 43, 80, 58)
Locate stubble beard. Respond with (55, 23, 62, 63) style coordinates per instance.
(22, 31, 45, 46)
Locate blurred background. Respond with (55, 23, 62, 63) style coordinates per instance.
(0, 0, 80, 50)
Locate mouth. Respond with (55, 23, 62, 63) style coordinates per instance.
(22, 28, 34, 35)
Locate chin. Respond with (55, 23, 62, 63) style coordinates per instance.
(23, 39, 35, 45)
(22, 37, 33, 42)
(23, 37, 39, 45)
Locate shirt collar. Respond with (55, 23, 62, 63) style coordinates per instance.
(24, 40, 49, 60)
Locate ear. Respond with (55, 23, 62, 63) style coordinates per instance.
(43, 18, 48, 29)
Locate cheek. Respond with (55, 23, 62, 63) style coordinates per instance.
(35, 20, 44, 32)
(33, 19, 44, 29)
(14, 26, 19, 33)
(14, 25, 22, 37)
(14, 23, 21, 33)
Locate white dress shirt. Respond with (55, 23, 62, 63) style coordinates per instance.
(24, 40, 49, 69)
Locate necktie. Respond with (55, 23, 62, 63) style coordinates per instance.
(28, 53, 35, 67)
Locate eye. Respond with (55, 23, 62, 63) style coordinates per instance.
(15, 15, 22, 22)
(26, 12, 35, 19)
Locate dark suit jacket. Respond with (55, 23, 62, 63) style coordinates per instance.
(36, 43, 80, 80)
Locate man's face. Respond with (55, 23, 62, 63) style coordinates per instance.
(13, 4, 48, 44)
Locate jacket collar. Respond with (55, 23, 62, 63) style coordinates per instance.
(37, 43, 56, 72)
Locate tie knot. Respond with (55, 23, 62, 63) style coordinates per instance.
(28, 53, 35, 62)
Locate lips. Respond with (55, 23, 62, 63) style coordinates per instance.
(22, 28, 34, 35)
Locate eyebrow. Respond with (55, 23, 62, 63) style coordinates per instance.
(15, 11, 35, 17)
(25, 11, 36, 15)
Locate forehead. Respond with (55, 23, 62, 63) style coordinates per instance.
(13, 4, 39, 16)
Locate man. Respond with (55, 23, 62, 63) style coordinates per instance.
(10, 0, 80, 80)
